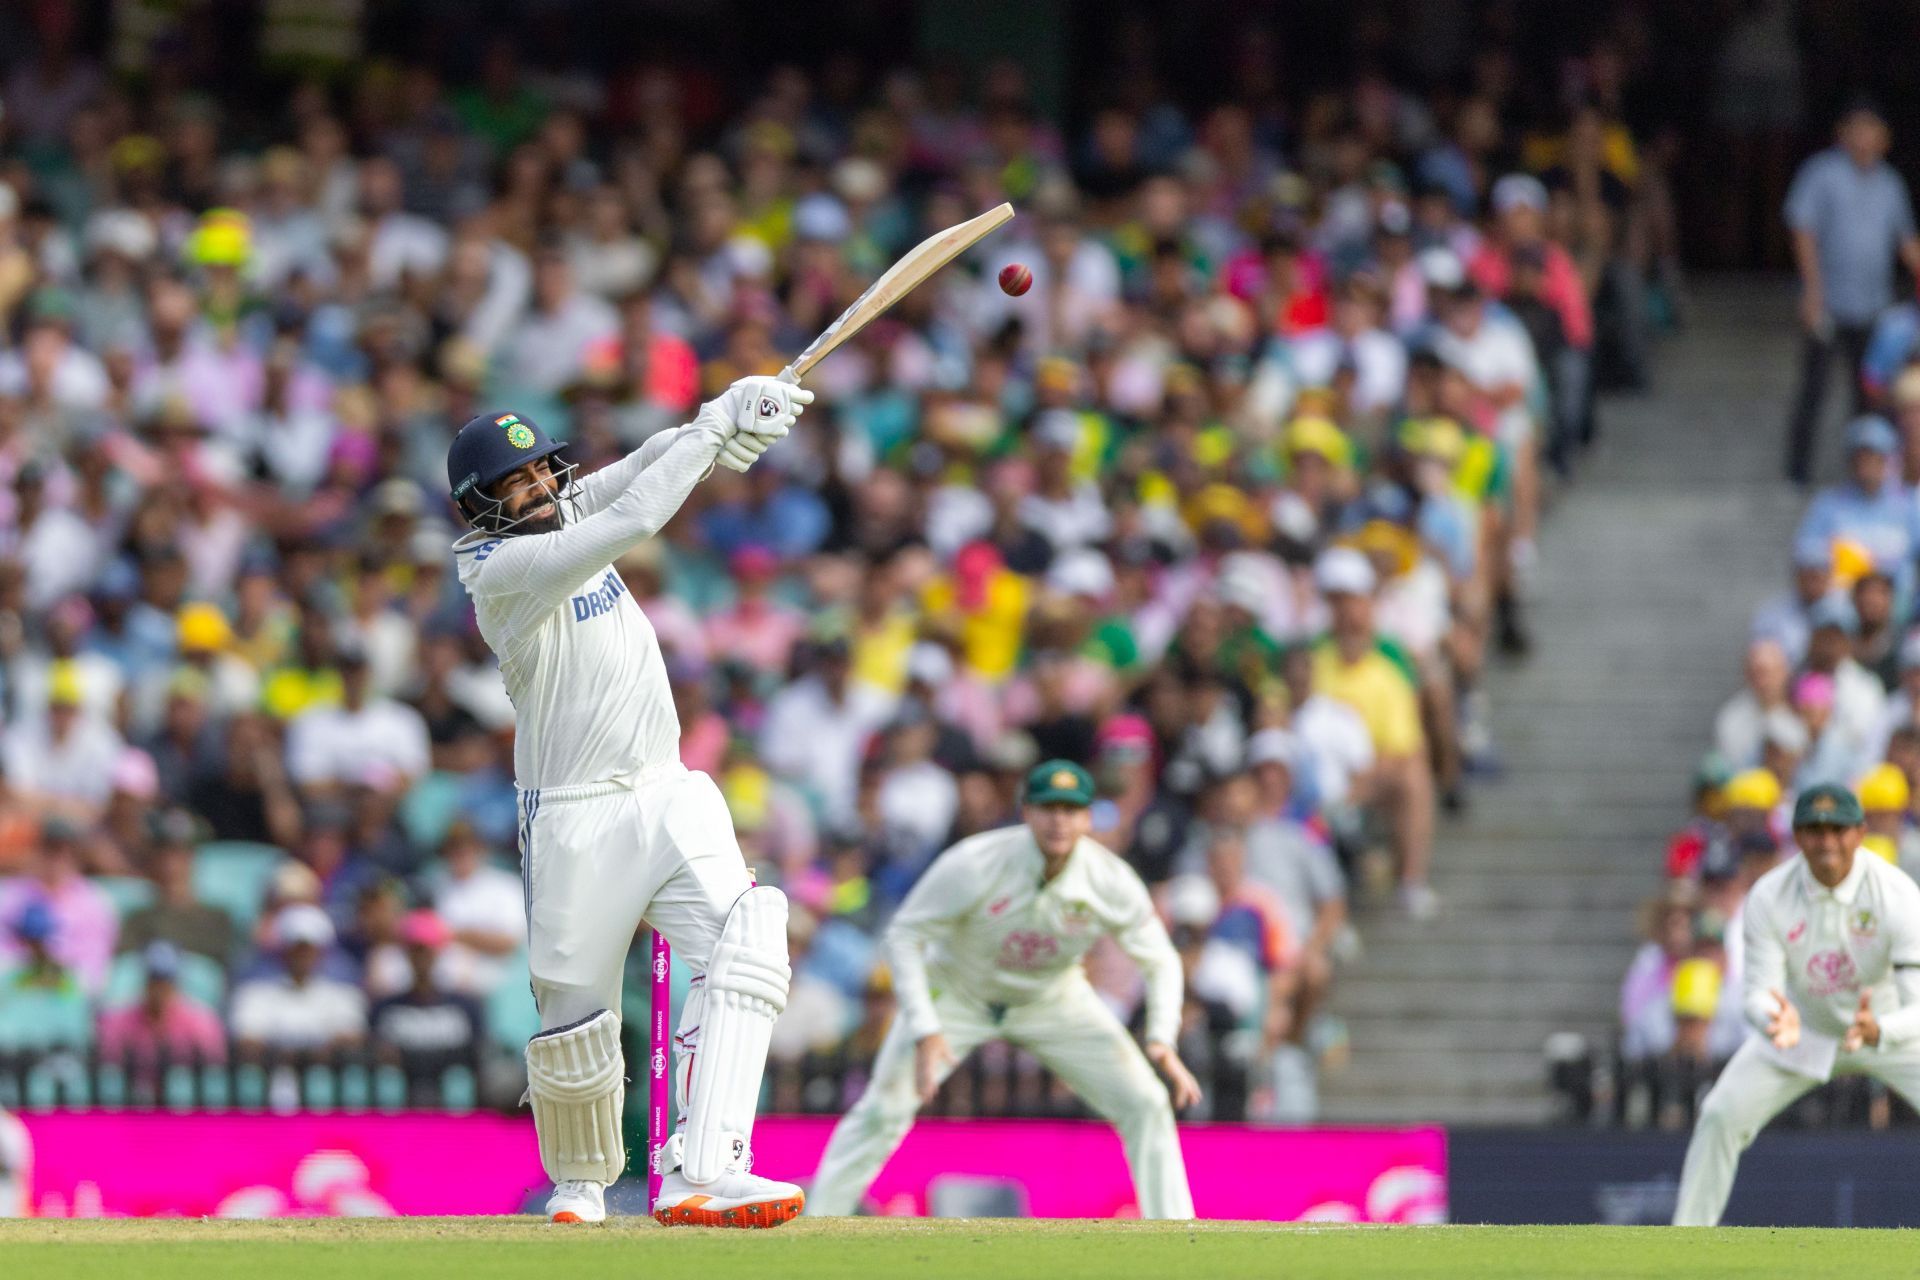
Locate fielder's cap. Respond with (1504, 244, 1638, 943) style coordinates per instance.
(1314, 546, 1377, 597)
(142, 939, 183, 981)
(1025, 758, 1095, 807)
(1858, 762, 1911, 813)
(1793, 783, 1865, 828)
(274, 903, 336, 950)
(1845, 414, 1899, 457)
(1491, 173, 1549, 215)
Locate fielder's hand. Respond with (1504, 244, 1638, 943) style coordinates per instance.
(1146, 1041, 1203, 1111)
(1844, 991, 1880, 1052)
(915, 1031, 956, 1104)
(697, 376, 814, 473)
(1767, 987, 1801, 1051)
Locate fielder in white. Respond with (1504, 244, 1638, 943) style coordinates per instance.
(446, 382, 813, 1226)
(1674, 782, 1920, 1225)
(808, 759, 1202, 1219)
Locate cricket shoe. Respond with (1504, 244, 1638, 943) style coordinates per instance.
(653, 1163, 804, 1228)
(546, 1179, 606, 1224)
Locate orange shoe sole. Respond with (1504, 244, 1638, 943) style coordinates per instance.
(654, 1195, 805, 1228)
(550, 1212, 601, 1224)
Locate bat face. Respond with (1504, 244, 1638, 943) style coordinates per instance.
(783, 202, 1014, 382)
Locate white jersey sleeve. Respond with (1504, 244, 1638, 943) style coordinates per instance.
(1105, 864, 1184, 1048)
(883, 836, 996, 1040)
(1869, 866, 1920, 1048)
(458, 425, 723, 646)
(1740, 870, 1787, 1036)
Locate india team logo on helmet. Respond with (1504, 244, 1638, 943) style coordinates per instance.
(496, 413, 537, 449)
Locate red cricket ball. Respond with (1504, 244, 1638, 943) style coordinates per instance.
(998, 262, 1033, 296)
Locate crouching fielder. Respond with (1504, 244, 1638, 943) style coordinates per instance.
(808, 760, 1200, 1219)
(1674, 784, 1920, 1225)
(446, 382, 812, 1226)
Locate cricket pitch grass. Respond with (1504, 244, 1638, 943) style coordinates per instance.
(3, 1218, 1915, 1279)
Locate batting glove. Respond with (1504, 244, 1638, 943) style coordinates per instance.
(703, 377, 815, 473)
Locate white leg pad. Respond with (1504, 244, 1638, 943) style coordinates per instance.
(525, 1008, 626, 1184)
(682, 885, 790, 1184)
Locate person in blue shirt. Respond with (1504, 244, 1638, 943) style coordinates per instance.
(1782, 102, 1920, 485)
(1796, 415, 1917, 614)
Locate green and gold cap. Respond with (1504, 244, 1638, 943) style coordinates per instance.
(1792, 783, 1865, 829)
(1024, 759, 1095, 808)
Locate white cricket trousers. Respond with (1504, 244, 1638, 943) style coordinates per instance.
(518, 763, 751, 1031)
(807, 978, 1195, 1219)
(1673, 1036, 1920, 1225)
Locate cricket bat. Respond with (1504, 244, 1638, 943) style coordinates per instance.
(778, 202, 1014, 385)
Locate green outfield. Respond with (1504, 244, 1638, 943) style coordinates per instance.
(1, 1218, 1914, 1279)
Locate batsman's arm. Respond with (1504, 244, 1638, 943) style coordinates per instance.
(567, 427, 694, 518)
(1111, 879, 1184, 1049)
(468, 423, 726, 616)
(881, 843, 988, 1039)
(1869, 881, 1920, 1048)
(1740, 893, 1788, 1036)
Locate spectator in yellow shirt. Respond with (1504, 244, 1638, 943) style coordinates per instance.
(919, 541, 1031, 681)
(1309, 547, 1438, 918)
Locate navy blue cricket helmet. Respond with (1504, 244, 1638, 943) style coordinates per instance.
(446, 410, 574, 534)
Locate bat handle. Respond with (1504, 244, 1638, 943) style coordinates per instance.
(776, 364, 802, 386)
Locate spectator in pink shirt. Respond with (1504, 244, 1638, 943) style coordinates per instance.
(96, 941, 228, 1076)
(703, 545, 805, 672)
(0, 818, 116, 994)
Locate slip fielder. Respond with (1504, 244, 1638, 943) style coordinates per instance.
(807, 760, 1201, 1219)
(446, 380, 812, 1226)
(1673, 783, 1920, 1225)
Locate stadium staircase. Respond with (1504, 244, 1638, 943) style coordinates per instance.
(1319, 279, 1809, 1124)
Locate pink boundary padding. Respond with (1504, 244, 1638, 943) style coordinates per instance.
(16, 1112, 1445, 1221)
(647, 928, 671, 1210)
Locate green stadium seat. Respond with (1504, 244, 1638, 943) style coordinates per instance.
(95, 876, 157, 921)
(0, 986, 94, 1051)
(191, 842, 287, 928)
(101, 950, 227, 1012)
(486, 953, 541, 1052)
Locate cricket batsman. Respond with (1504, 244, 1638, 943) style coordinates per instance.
(807, 760, 1201, 1219)
(446, 380, 812, 1226)
(1673, 783, 1920, 1225)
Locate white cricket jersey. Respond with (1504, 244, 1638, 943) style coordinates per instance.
(1742, 851, 1920, 1062)
(453, 424, 723, 790)
(884, 824, 1183, 1048)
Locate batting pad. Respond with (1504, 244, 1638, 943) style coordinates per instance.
(526, 1008, 627, 1184)
(682, 885, 791, 1183)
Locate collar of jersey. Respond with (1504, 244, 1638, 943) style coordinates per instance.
(1801, 851, 1870, 905)
(1025, 830, 1087, 894)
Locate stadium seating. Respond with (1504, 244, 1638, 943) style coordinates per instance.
(189, 843, 286, 930)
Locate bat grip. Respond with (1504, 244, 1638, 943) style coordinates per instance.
(776, 364, 802, 386)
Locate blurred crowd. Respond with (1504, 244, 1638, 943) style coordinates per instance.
(1618, 100, 1920, 1126)
(0, 7, 1672, 1122)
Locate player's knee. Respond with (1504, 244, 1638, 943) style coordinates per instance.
(1694, 1089, 1744, 1143)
